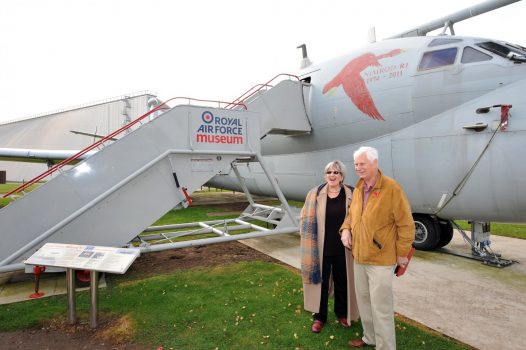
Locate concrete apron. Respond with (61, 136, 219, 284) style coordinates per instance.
(241, 231, 526, 350)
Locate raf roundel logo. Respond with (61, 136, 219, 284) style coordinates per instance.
(202, 111, 214, 123)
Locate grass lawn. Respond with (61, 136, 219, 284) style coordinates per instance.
(151, 205, 239, 226)
(0, 261, 470, 349)
(0, 182, 42, 208)
(0, 204, 472, 349)
(0, 182, 41, 194)
(454, 220, 526, 240)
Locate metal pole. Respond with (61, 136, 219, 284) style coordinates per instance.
(0, 263, 24, 273)
(255, 153, 298, 227)
(66, 268, 76, 325)
(232, 163, 256, 207)
(89, 270, 99, 328)
(140, 226, 298, 253)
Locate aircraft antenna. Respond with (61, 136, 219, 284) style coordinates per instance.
(297, 44, 312, 69)
(367, 27, 377, 43)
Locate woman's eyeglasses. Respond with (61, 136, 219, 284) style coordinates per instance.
(326, 171, 340, 175)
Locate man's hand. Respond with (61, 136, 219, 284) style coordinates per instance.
(341, 229, 352, 249)
(396, 256, 409, 267)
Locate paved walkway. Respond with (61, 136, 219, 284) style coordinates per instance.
(242, 232, 526, 350)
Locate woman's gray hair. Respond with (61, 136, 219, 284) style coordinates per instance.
(353, 146, 378, 162)
(324, 160, 346, 182)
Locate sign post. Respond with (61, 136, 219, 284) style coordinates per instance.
(25, 243, 140, 328)
(89, 270, 99, 328)
(66, 268, 76, 324)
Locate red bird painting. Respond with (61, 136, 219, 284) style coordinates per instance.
(323, 49, 402, 121)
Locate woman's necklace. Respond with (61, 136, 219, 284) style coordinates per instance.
(328, 187, 341, 193)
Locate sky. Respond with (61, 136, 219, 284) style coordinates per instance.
(0, 0, 524, 124)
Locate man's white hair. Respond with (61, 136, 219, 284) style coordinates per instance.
(353, 146, 378, 162)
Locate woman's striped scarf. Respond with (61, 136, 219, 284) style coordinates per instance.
(300, 186, 322, 284)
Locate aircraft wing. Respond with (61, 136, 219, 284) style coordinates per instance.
(0, 148, 97, 165)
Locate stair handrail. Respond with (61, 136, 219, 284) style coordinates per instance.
(3, 97, 247, 198)
(224, 73, 299, 109)
(225, 84, 270, 109)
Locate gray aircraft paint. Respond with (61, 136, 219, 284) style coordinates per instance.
(210, 35, 526, 223)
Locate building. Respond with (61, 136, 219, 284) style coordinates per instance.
(0, 91, 158, 182)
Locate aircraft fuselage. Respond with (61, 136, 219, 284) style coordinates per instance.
(212, 35, 526, 223)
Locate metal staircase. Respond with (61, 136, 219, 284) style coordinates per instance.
(0, 76, 311, 274)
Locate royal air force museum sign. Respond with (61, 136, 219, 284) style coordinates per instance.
(192, 110, 249, 151)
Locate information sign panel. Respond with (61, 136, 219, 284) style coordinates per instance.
(25, 242, 140, 274)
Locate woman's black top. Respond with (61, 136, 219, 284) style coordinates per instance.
(323, 189, 346, 256)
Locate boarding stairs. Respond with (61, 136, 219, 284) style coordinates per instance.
(0, 75, 311, 274)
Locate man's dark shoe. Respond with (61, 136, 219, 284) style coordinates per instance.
(338, 317, 350, 327)
(348, 338, 373, 348)
(311, 320, 324, 333)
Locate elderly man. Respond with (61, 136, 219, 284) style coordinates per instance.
(340, 146, 415, 350)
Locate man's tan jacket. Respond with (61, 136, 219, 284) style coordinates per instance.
(340, 170, 415, 265)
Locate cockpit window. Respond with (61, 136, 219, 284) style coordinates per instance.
(418, 47, 458, 70)
(477, 42, 510, 57)
(477, 41, 526, 62)
(506, 42, 526, 54)
(428, 38, 462, 47)
(461, 46, 492, 63)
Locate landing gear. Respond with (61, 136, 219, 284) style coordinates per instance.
(436, 219, 454, 248)
(412, 214, 454, 250)
(412, 215, 516, 267)
(449, 221, 515, 267)
(412, 214, 439, 250)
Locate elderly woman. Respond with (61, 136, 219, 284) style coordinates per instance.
(300, 160, 359, 333)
